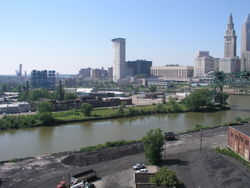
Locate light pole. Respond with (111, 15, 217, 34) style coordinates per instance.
(200, 130, 203, 151)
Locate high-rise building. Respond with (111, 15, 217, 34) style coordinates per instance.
(112, 38, 126, 82)
(194, 51, 214, 78)
(219, 13, 240, 73)
(224, 13, 237, 58)
(241, 14, 250, 71)
(126, 60, 152, 77)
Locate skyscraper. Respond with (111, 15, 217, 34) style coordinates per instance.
(112, 38, 126, 82)
(224, 13, 237, 58)
(241, 14, 250, 71)
(219, 13, 240, 73)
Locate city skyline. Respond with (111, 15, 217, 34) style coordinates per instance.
(1, 0, 250, 74)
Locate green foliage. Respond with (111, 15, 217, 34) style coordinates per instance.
(155, 104, 166, 113)
(29, 89, 52, 101)
(187, 124, 211, 132)
(149, 168, 179, 186)
(81, 103, 93, 116)
(39, 112, 54, 124)
(149, 86, 157, 92)
(167, 97, 185, 112)
(80, 140, 137, 151)
(142, 128, 164, 165)
(37, 101, 53, 113)
(64, 93, 77, 100)
(18, 89, 52, 101)
(214, 147, 250, 168)
(53, 86, 65, 100)
(183, 88, 213, 111)
(235, 116, 242, 123)
(0, 115, 41, 130)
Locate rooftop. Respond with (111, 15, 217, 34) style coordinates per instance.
(231, 123, 250, 136)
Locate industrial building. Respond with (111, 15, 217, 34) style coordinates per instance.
(30, 70, 56, 90)
(228, 124, 250, 161)
(0, 102, 31, 114)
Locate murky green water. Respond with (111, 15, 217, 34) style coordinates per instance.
(0, 95, 249, 161)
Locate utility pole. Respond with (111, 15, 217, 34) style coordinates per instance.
(200, 130, 203, 151)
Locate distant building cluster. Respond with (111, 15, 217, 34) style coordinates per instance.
(30, 70, 56, 90)
(78, 67, 110, 80)
(194, 13, 250, 79)
(2, 13, 250, 88)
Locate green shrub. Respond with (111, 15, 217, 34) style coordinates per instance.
(149, 168, 179, 186)
(80, 140, 137, 151)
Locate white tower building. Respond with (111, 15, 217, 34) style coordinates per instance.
(111, 38, 126, 82)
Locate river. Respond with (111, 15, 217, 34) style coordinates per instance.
(0, 95, 250, 161)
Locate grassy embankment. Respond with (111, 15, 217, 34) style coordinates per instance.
(0, 102, 230, 130)
(186, 117, 250, 132)
(215, 146, 250, 169)
(0, 102, 186, 130)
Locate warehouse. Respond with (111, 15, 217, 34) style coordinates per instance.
(228, 124, 250, 161)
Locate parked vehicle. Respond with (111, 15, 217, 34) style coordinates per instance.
(136, 168, 148, 173)
(163, 132, 175, 140)
(133, 163, 145, 170)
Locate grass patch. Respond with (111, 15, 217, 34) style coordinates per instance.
(80, 140, 138, 151)
(214, 146, 250, 169)
(187, 124, 212, 132)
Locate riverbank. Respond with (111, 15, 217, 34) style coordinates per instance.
(0, 101, 230, 130)
(1, 126, 250, 188)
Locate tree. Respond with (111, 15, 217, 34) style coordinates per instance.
(37, 101, 53, 113)
(142, 128, 164, 165)
(53, 85, 65, 100)
(149, 168, 178, 186)
(81, 103, 93, 116)
(64, 93, 77, 100)
(213, 71, 227, 104)
(183, 88, 213, 111)
(39, 112, 54, 124)
(149, 86, 157, 92)
(29, 89, 52, 101)
(117, 102, 126, 115)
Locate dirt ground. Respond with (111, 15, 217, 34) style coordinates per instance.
(1, 126, 250, 188)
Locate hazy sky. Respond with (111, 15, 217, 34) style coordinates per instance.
(0, 0, 250, 75)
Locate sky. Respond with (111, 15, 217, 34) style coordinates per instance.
(0, 0, 250, 75)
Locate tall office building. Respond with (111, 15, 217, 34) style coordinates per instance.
(219, 13, 240, 73)
(112, 38, 126, 82)
(224, 13, 237, 58)
(241, 14, 250, 71)
(194, 51, 214, 78)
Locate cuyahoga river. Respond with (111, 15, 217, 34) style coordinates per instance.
(0, 95, 250, 161)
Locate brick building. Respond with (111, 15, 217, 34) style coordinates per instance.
(228, 124, 250, 161)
